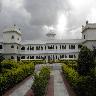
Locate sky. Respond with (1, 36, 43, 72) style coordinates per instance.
(0, 0, 96, 40)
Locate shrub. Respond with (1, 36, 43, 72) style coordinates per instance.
(1, 59, 18, 69)
(0, 62, 35, 95)
(32, 67, 50, 96)
(62, 64, 96, 96)
(22, 60, 46, 65)
(62, 64, 79, 87)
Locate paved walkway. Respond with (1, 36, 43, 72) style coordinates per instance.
(54, 70, 69, 96)
(4, 64, 70, 96)
(4, 77, 33, 96)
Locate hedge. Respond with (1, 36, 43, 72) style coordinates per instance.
(0, 62, 35, 95)
(32, 67, 50, 96)
(62, 64, 96, 96)
(22, 60, 46, 65)
(1, 59, 18, 69)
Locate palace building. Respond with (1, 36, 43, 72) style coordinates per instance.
(0, 21, 96, 62)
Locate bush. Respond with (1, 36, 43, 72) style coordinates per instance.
(0, 62, 35, 95)
(62, 64, 96, 96)
(1, 59, 18, 69)
(62, 64, 79, 87)
(22, 60, 46, 65)
(32, 67, 50, 96)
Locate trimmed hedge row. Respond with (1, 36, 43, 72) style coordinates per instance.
(62, 64, 96, 96)
(32, 67, 50, 96)
(62, 64, 79, 87)
(0, 62, 35, 95)
(22, 60, 46, 65)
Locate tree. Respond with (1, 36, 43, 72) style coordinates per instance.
(77, 46, 94, 75)
(0, 54, 5, 73)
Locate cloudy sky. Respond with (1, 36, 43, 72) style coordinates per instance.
(0, 0, 96, 40)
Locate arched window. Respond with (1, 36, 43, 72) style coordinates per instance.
(11, 35, 14, 39)
(21, 56, 25, 59)
(11, 56, 14, 59)
(11, 45, 14, 48)
(21, 46, 25, 50)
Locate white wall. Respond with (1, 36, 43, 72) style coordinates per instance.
(3, 32, 21, 43)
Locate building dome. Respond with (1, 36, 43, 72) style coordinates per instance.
(3, 24, 21, 35)
(46, 29, 56, 39)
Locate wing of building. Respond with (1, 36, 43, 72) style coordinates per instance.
(0, 21, 96, 62)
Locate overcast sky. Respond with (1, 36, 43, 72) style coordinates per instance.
(0, 0, 96, 40)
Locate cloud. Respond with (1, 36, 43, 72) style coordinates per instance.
(0, 0, 96, 40)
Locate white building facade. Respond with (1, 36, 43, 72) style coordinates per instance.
(0, 21, 96, 62)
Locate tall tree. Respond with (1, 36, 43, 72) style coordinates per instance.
(77, 46, 94, 75)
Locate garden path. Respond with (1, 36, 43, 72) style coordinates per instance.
(4, 63, 70, 96)
(53, 70, 69, 96)
(8, 77, 33, 96)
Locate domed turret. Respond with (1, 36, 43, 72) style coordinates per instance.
(3, 24, 22, 43)
(46, 29, 56, 39)
(3, 24, 21, 35)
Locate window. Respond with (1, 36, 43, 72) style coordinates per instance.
(71, 45, 75, 49)
(21, 46, 25, 50)
(62, 45, 66, 49)
(27, 46, 29, 50)
(11, 35, 14, 39)
(69, 55, 73, 58)
(30, 56, 34, 59)
(36, 46, 40, 50)
(11, 56, 14, 59)
(84, 35, 85, 39)
(30, 46, 34, 50)
(60, 45, 61, 49)
(17, 46, 18, 49)
(48, 45, 54, 49)
(65, 55, 67, 58)
(0, 45, 2, 49)
(11, 45, 14, 48)
(36, 56, 39, 59)
(74, 55, 76, 58)
(78, 44, 82, 49)
(56, 46, 57, 49)
(69, 45, 75, 49)
(21, 56, 25, 59)
(56, 55, 57, 59)
(27, 56, 29, 59)
(45, 46, 46, 50)
(41, 46, 43, 50)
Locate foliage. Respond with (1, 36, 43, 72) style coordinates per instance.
(22, 60, 46, 65)
(0, 60, 35, 95)
(62, 64, 96, 96)
(1, 59, 18, 69)
(77, 46, 95, 75)
(32, 67, 50, 96)
(61, 60, 78, 70)
(62, 64, 79, 87)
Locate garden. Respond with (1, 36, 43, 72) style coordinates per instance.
(62, 46, 96, 96)
(0, 58, 50, 96)
(0, 59, 35, 95)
